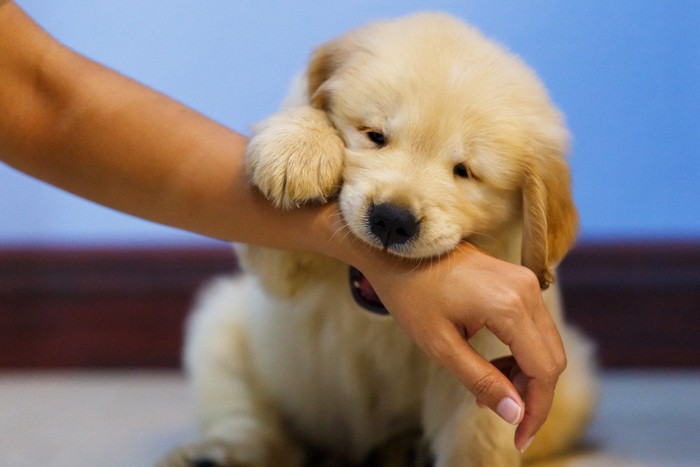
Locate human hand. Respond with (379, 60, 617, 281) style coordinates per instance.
(360, 243, 567, 453)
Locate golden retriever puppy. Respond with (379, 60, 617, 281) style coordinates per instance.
(161, 12, 597, 467)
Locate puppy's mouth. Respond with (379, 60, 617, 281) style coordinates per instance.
(349, 266, 389, 315)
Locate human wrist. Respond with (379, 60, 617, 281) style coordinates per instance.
(299, 203, 356, 261)
(297, 202, 383, 272)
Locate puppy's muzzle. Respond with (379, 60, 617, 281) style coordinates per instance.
(368, 203, 420, 248)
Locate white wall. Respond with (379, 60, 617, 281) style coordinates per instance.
(2, 0, 698, 246)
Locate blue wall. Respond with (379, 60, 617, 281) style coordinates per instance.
(1, 0, 698, 245)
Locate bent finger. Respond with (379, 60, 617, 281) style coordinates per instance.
(424, 324, 525, 426)
(525, 288, 567, 368)
(514, 375, 557, 451)
(486, 311, 562, 450)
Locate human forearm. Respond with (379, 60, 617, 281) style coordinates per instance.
(0, 3, 235, 233)
(0, 2, 329, 250)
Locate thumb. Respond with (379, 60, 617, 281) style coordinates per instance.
(426, 325, 525, 426)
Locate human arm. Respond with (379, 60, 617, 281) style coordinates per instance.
(0, 0, 310, 248)
(0, 1, 564, 450)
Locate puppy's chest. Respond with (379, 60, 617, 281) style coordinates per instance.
(249, 281, 429, 456)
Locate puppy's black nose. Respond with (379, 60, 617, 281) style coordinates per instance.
(368, 203, 419, 247)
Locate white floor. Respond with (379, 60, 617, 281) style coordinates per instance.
(0, 371, 698, 467)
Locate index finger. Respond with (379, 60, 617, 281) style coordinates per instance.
(484, 299, 564, 451)
(515, 373, 557, 451)
(515, 290, 567, 449)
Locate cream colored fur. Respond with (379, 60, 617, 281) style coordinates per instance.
(161, 13, 597, 467)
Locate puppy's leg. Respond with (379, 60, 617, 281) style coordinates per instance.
(159, 277, 304, 467)
(246, 106, 345, 209)
(423, 368, 521, 467)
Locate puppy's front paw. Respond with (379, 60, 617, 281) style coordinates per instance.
(245, 106, 344, 209)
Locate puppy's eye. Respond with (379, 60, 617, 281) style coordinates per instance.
(453, 163, 471, 179)
(366, 131, 387, 147)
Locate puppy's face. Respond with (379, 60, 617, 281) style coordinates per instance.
(309, 13, 578, 288)
(329, 72, 523, 260)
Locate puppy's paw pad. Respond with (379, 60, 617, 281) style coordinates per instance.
(157, 439, 252, 467)
(246, 106, 344, 209)
(191, 458, 221, 467)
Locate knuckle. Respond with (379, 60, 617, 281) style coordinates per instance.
(542, 360, 564, 383)
(555, 350, 568, 373)
(517, 267, 542, 294)
(470, 373, 501, 401)
(499, 289, 526, 318)
(496, 268, 542, 320)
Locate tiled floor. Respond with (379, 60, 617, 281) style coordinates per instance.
(0, 371, 698, 467)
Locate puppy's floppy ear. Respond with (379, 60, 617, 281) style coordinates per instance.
(306, 38, 352, 109)
(307, 43, 335, 108)
(521, 155, 578, 289)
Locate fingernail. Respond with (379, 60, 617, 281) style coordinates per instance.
(519, 436, 535, 453)
(496, 397, 522, 425)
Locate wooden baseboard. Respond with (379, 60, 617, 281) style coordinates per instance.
(557, 240, 700, 367)
(1, 241, 698, 368)
(0, 247, 237, 368)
